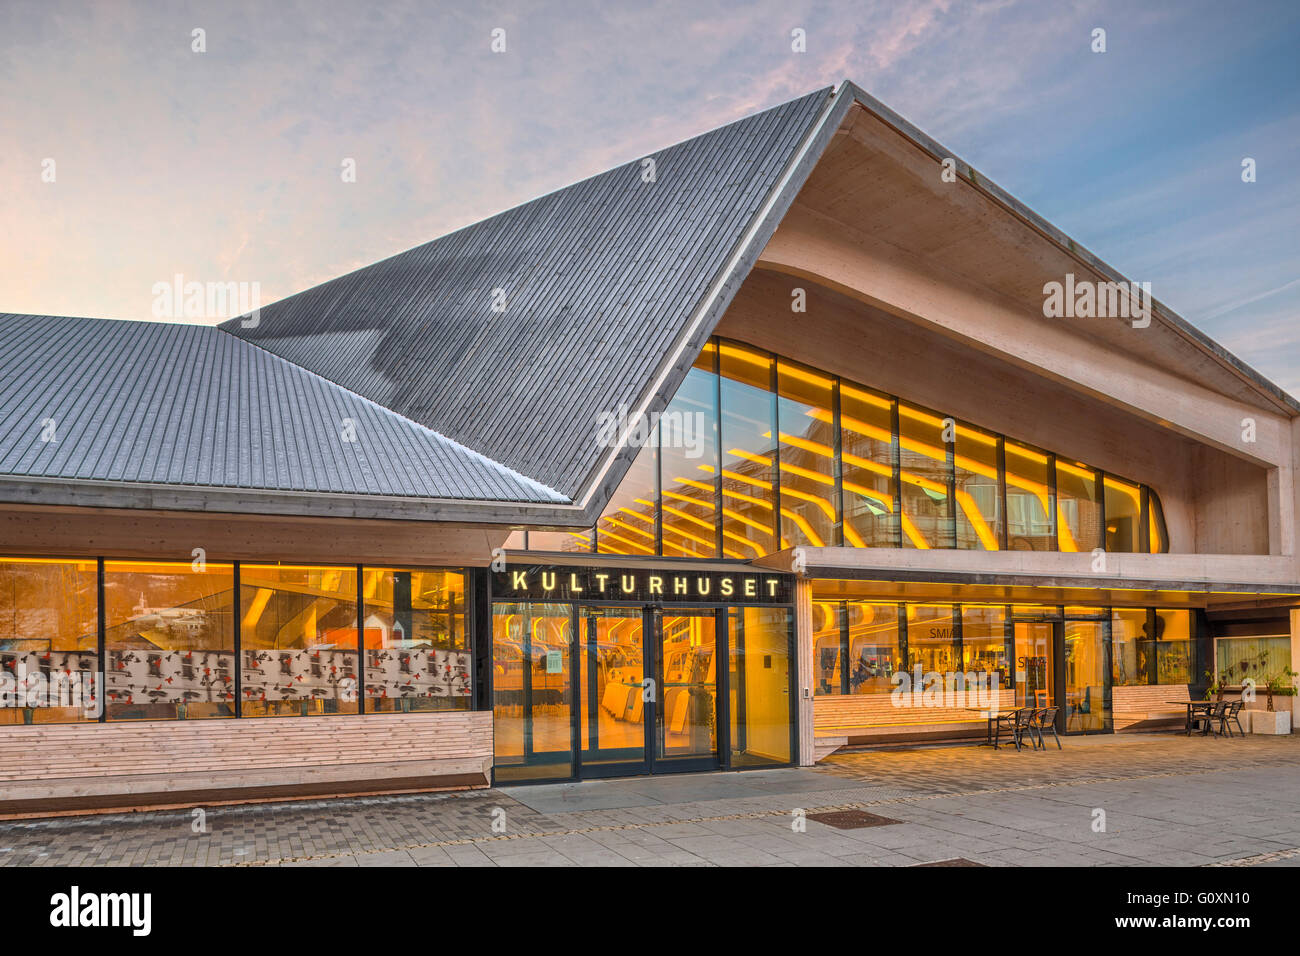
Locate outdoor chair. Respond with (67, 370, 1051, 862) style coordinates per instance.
(1028, 706, 1061, 750)
(1219, 699, 1246, 738)
(1191, 700, 1228, 736)
(993, 707, 1034, 751)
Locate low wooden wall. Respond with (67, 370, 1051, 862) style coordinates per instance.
(1112, 684, 1189, 732)
(0, 711, 493, 816)
(813, 694, 988, 743)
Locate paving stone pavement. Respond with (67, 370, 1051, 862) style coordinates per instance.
(2, 733, 1298, 867)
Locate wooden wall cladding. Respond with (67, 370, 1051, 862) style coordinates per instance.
(0, 712, 494, 814)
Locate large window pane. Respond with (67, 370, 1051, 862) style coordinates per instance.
(493, 602, 573, 782)
(1104, 476, 1142, 553)
(660, 349, 720, 558)
(898, 403, 952, 548)
(1148, 490, 1169, 553)
(729, 606, 792, 766)
(961, 605, 1010, 701)
(847, 602, 902, 694)
(1155, 609, 1193, 684)
(0, 558, 98, 724)
(363, 568, 469, 712)
(906, 604, 957, 672)
(812, 600, 843, 696)
(776, 359, 835, 548)
(954, 423, 1001, 550)
(103, 560, 236, 720)
(1004, 440, 1054, 551)
(1111, 608, 1151, 686)
(840, 384, 897, 548)
(596, 435, 658, 556)
(240, 564, 358, 717)
(719, 343, 776, 557)
(1056, 460, 1101, 552)
(1217, 636, 1291, 687)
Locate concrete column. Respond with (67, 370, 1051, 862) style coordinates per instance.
(795, 577, 815, 766)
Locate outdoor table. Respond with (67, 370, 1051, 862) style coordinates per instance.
(966, 706, 1026, 746)
(1171, 700, 1215, 735)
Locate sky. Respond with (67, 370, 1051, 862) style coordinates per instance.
(1, 0, 1298, 396)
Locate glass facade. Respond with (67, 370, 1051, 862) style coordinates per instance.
(899, 405, 953, 549)
(240, 564, 358, 717)
(776, 358, 837, 549)
(848, 602, 902, 694)
(962, 605, 1011, 692)
(1004, 440, 1055, 551)
(813, 595, 1200, 737)
(954, 425, 1002, 551)
(907, 604, 958, 672)
(1109, 608, 1194, 687)
(104, 560, 236, 721)
(492, 602, 574, 781)
(493, 596, 795, 783)
(719, 342, 778, 556)
(840, 383, 898, 548)
(0, 558, 99, 724)
(1, 557, 469, 723)
(658, 348, 720, 559)
(1064, 614, 1110, 732)
(729, 606, 794, 766)
(524, 336, 1168, 558)
(364, 569, 469, 712)
(1056, 461, 1102, 553)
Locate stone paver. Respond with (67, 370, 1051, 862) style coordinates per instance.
(1, 733, 1298, 866)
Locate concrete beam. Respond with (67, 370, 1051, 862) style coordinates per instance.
(758, 203, 1290, 468)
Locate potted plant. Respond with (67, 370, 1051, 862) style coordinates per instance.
(1252, 667, 1296, 735)
(1203, 669, 1223, 702)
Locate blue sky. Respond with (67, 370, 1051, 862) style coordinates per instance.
(2, 0, 1297, 395)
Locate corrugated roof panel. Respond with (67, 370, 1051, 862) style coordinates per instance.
(0, 313, 567, 504)
(223, 89, 832, 497)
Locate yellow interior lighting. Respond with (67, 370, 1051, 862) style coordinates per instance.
(241, 587, 272, 632)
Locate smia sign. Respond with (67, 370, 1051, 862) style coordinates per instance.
(492, 565, 793, 604)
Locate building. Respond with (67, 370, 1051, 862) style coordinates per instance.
(1, 82, 1297, 812)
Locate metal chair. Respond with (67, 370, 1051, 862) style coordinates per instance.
(1192, 700, 1228, 736)
(1219, 699, 1246, 737)
(1028, 706, 1061, 750)
(993, 707, 1034, 751)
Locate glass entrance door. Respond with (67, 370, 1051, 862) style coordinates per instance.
(656, 609, 719, 771)
(580, 606, 647, 776)
(1064, 619, 1111, 733)
(577, 605, 721, 776)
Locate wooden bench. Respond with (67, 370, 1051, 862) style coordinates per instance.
(813, 693, 997, 758)
(1112, 684, 1192, 732)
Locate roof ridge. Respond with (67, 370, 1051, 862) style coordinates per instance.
(221, 89, 835, 326)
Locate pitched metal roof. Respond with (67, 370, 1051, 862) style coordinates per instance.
(222, 89, 834, 499)
(0, 313, 566, 507)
